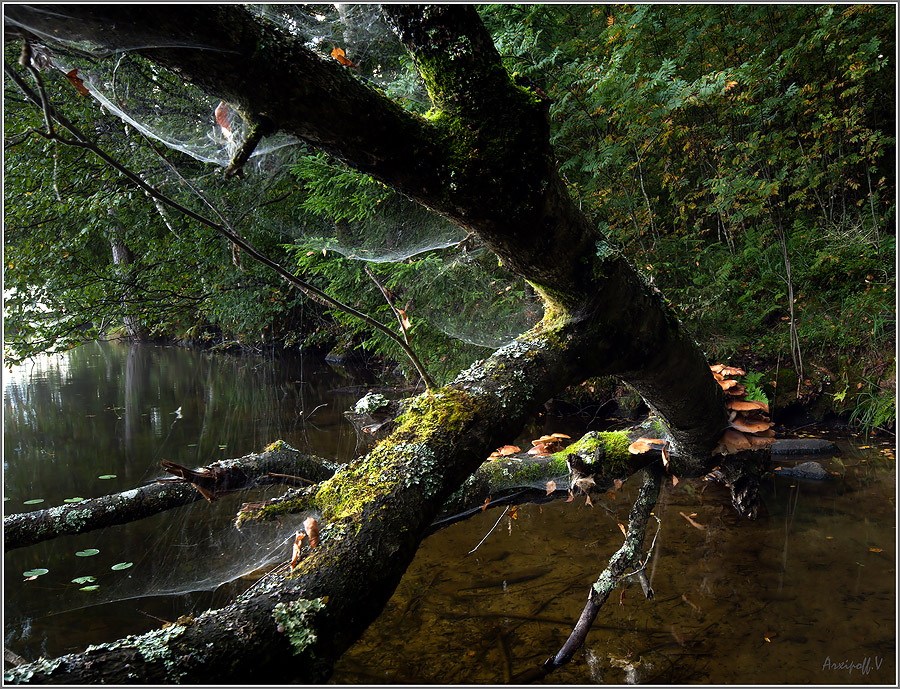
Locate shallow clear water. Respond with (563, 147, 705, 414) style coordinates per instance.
(3, 342, 896, 684)
(332, 436, 896, 684)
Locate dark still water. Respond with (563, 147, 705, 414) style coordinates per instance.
(4, 342, 896, 684)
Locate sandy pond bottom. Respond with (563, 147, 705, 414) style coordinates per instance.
(331, 438, 895, 684)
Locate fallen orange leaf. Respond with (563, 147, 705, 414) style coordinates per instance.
(482, 496, 491, 511)
(566, 489, 574, 503)
(613, 478, 623, 491)
(869, 547, 884, 553)
(65, 69, 90, 97)
(618, 522, 627, 537)
(545, 480, 557, 495)
(304, 517, 320, 549)
(331, 46, 356, 67)
(508, 505, 518, 520)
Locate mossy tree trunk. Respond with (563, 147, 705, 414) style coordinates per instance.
(5, 5, 739, 683)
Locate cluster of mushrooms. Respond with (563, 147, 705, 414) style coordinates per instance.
(628, 364, 775, 459)
(710, 364, 775, 454)
(486, 433, 572, 461)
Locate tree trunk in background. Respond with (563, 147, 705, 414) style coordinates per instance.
(3, 4, 739, 683)
(107, 224, 149, 339)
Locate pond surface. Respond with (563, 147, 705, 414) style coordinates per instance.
(4, 342, 896, 684)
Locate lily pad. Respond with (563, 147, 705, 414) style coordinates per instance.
(79, 585, 100, 591)
(71, 576, 96, 585)
(23, 568, 49, 577)
(111, 562, 133, 571)
(97, 474, 117, 480)
(75, 548, 100, 557)
(23, 498, 44, 505)
(64, 497, 85, 503)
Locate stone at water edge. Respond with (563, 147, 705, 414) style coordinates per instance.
(773, 461, 830, 481)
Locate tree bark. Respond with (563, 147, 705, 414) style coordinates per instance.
(3, 4, 743, 683)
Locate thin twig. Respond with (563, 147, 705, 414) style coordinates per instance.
(467, 505, 510, 555)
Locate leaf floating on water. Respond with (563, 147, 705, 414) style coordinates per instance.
(97, 474, 117, 480)
(23, 498, 44, 505)
(585, 494, 593, 507)
(508, 505, 518, 520)
(618, 522, 627, 537)
(679, 511, 706, 530)
(482, 497, 491, 511)
(71, 576, 96, 585)
(545, 480, 557, 495)
(613, 478, 623, 491)
(566, 489, 574, 503)
(64, 497, 85, 503)
(23, 568, 49, 577)
(79, 585, 100, 591)
(671, 475, 679, 487)
(111, 562, 133, 571)
(76, 548, 100, 557)
(869, 547, 884, 553)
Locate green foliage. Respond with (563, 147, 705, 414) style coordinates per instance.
(486, 4, 894, 372)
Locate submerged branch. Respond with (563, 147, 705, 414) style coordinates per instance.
(516, 466, 663, 682)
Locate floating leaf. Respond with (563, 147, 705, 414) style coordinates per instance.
(869, 547, 884, 553)
(545, 480, 557, 495)
(64, 497, 85, 503)
(79, 585, 100, 591)
(584, 495, 593, 507)
(671, 475, 679, 487)
(618, 522, 627, 537)
(482, 496, 491, 511)
(97, 474, 117, 480)
(613, 478, 623, 491)
(76, 548, 100, 557)
(508, 505, 518, 520)
(111, 562, 133, 571)
(71, 576, 96, 585)
(65, 68, 91, 96)
(23, 568, 49, 577)
(23, 498, 44, 505)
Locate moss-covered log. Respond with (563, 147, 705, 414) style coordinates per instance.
(3, 443, 335, 552)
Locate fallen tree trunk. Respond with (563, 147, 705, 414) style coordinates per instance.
(3, 444, 336, 552)
(5, 319, 673, 684)
(2, 4, 752, 684)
